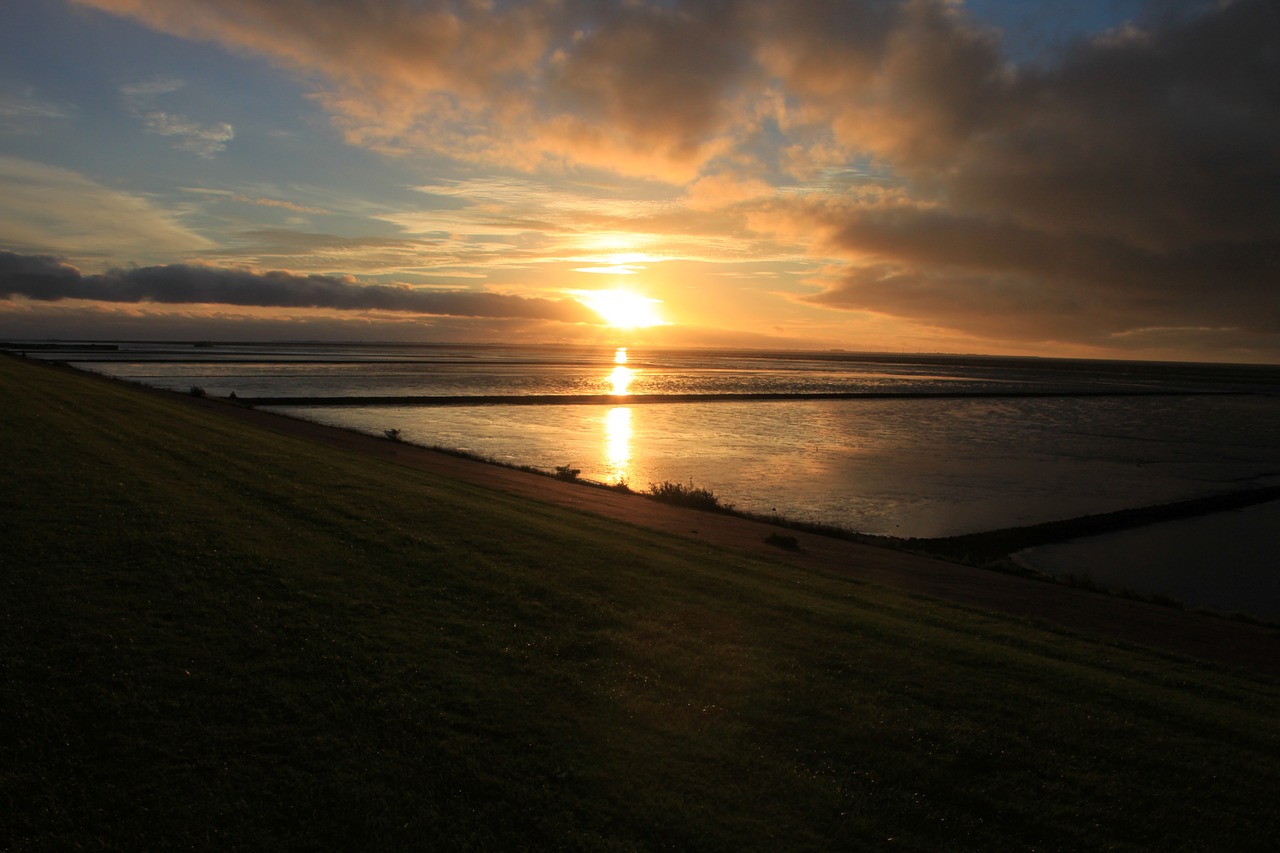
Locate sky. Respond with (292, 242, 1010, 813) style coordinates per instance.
(1, 0, 1277, 362)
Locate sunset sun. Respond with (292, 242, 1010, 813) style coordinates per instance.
(575, 288, 665, 329)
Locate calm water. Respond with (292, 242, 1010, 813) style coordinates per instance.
(1016, 503, 1280, 622)
(33, 341, 1280, 618)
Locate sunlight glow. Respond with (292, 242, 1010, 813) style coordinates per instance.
(575, 288, 665, 329)
(571, 247, 661, 275)
(605, 252, 654, 266)
(604, 406, 632, 484)
(608, 348, 634, 394)
(573, 265, 644, 275)
(609, 365, 634, 395)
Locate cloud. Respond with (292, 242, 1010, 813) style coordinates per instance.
(0, 250, 598, 323)
(0, 156, 215, 261)
(745, 0, 1280, 350)
(943, 3, 1280, 251)
(74, 0, 756, 180)
(140, 112, 235, 158)
(0, 300, 594, 345)
(683, 173, 775, 210)
(65, 0, 1280, 358)
(205, 228, 482, 278)
(780, 190, 1280, 346)
(181, 187, 331, 215)
(120, 78, 234, 157)
(0, 87, 73, 134)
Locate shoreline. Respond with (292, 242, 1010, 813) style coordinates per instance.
(241, 388, 1243, 406)
(284, 415, 1280, 623)
(28, 356, 1277, 675)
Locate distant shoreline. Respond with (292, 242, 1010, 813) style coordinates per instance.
(241, 388, 1246, 407)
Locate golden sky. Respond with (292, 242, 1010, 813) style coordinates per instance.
(1, 1, 1277, 362)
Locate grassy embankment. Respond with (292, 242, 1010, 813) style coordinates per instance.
(2, 355, 1278, 851)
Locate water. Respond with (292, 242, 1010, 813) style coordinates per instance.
(1015, 502, 1280, 622)
(272, 394, 1280, 540)
(23, 340, 1280, 618)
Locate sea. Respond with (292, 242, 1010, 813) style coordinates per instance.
(16, 340, 1280, 621)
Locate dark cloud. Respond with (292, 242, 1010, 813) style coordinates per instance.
(783, 0, 1280, 350)
(0, 252, 597, 323)
(945, 0, 1280, 249)
(753, 0, 1007, 170)
(800, 199, 1280, 344)
(545, 1, 751, 162)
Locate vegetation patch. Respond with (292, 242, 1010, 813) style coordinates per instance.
(764, 532, 802, 551)
(553, 463, 582, 482)
(647, 479, 734, 512)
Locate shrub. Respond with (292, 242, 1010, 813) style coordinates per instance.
(647, 479, 732, 512)
(384, 428, 404, 442)
(189, 386, 207, 398)
(554, 464, 581, 482)
(764, 532, 801, 551)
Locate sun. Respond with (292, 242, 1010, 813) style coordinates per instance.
(575, 288, 665, 329)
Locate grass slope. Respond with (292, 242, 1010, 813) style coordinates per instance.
(2, 356, 1277, 851)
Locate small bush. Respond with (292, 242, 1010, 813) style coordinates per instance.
(384, 428, 404, 442)
(764, 532, 801, 551)
(554, 464, 581, 482)
(647, 479, 732, 512)
(189, 386, 207, 398)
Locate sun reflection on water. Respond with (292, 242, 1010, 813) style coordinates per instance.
(609, 365, 633, 395)
(604, 406, 632, 484)
(603, 348, 635, 483)
(609, 347, 634, 395)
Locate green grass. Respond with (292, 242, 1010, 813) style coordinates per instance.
(2, 356, 1278, 851)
